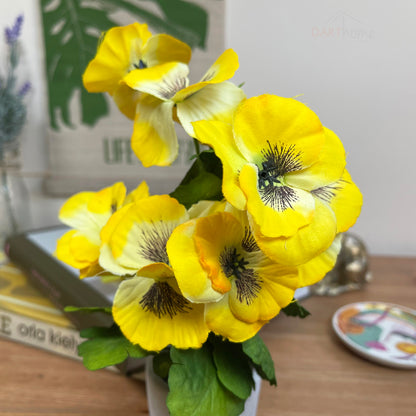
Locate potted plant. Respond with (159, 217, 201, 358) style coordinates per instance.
(56, 22, 362, 416)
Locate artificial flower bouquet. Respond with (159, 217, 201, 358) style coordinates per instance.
(56, 22, 362, 416)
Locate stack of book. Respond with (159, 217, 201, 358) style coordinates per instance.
(2, 226, 146, 374)
(0, 261, 82, 360)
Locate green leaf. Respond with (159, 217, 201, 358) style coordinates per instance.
(242, 334, 277, 386)
(64, 306, 112, 314)
(170, 172, 222, 208)
(153, 350, 172, 380)
(212, 338, 254, 400)
(170, 151, 223, 208)
(167, 346, 245, 416)
(282, 299, 311, 319)
(180, 151, 223, 183)
(103, 0, 208, 49)
(40, 0, 115, 129)
(154, 0, 208, 48)
(78, 325, 148, 370)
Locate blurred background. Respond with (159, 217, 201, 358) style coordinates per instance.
(0, 0, 414, 257)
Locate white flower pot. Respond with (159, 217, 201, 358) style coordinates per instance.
(145, 357, 262, 416)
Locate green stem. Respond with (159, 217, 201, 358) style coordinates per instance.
(193, 139, 201, 157)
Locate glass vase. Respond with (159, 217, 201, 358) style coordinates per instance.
(0, 154, 31, 252)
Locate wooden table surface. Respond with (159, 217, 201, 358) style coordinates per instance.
(1, 256, 415, 416)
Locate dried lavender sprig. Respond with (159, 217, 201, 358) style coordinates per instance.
(18, 81, 31, 97)
(5, 15, 23, 45)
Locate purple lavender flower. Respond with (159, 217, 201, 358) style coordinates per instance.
(5, 15, 23, 45)
(18, 81, 31, 97)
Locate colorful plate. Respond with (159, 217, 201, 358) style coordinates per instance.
(332, 301, 416, 369)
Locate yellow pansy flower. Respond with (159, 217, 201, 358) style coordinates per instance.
(167, 211, 299, 343)
(83, 22, 191, 119)
(193, 94, 362, 265)
(122, 49, 245, 167)
(102, 194, 208, 351)
(56, 181, 149, 277)
(113, 274, 209, 352)
(255, 169, 363, 266)
(99, 194, 189, 276)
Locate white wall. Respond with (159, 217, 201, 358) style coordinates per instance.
(0, 1, 415, 257)
(226, 0, 416, 257)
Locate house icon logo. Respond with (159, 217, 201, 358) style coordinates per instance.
(312, 11, 375, 41)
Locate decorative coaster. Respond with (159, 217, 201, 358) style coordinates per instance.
(332, 301, 416, 369)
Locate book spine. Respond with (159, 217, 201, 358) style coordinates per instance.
(4, 233, 112, 329)
(0, 307, 82, 361)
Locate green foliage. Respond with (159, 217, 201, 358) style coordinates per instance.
(78, 324, 148, 370)
(40, 0, 113, 129)
(40, 0, 209, 130)
(64, 305, 112, 314)
(170, 151, 223, 208)
(0, 90, 26, 151)
(152, 349, 172, 380)
(154, 0, 208, 48)
(167, 345, 245, 416)
(282, 299, 311, 319)
(211, 337, 254, 400)
(242, 334, 277, 386)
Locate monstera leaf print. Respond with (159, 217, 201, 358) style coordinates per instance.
(41, 0, 209, 130)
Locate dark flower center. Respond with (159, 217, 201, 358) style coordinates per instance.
(219, 247, 262, 305)
(311, 180, 346, 203)
(140, 281, 191, 318)
(137, 221, 172, 264)
(241, 227, 260, 253)
(134, 59, 147, 69)
(257, 141, 303, 211)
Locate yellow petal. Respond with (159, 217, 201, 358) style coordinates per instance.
(123, 62, 189, 101)
(187, 200, 227, 219)
(79, 262, 104, 279)
(286, 127, 346, 190)
(137, 262, 174, 281)
(143, 33, 191, 66)
(298, 234, 342, 287)
(55, 230, 90, 269)
(99, 243, 138, 276)
(124, 181, 150, 205)
(113, 277, 209, 351)
(176, 82, 245, 137)
(69, 232, 100, 264)
(239, 163, 315, 238)
(59, 183, 126, 233)
(253, 198, 337, 265)
(312, 169, 363, 233)
(198, 49, 240, 84)
(112, 83, 141, 120)
(205, 295, 267, 343)
(171, 49, 240, 103)
(58, 191, 96, 229)
(228, 260, 298, 323)
(87, 182, 126, 215)
(131, 94, 177, 167)
(232, 95, 325, 167)
(83, 22, 152, 93)
(194, 212, 245, 294)
(104, 195, 188, 272)
(167, 221, 223, 303)
(193, 120, 247, 210)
